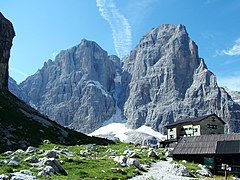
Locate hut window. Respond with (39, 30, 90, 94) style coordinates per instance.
(207, 124, 218, 129)
(194, 128, 198, 132)
(212, 125, 217, 129)
(211, 117, 216, 122)
(170, 135, 173, 139)
(169, 128, 173, 132)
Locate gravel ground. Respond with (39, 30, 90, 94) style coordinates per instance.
(129, 159, 196, 180)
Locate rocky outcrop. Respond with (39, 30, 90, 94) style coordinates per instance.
(8, 77, 26, 100)
(0, 12, 15, 89)
(19, 39, 120, 133)
(224, 87, 240, 105)
(122, 24, 240, 133)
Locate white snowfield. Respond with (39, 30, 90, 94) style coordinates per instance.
(89, 123, 166, 142)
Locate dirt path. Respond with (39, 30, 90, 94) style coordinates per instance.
(129, 159, 196, 180)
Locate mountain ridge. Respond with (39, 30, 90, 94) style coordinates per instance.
(10, 24, 240, 134)
(0, 12, 112, 153)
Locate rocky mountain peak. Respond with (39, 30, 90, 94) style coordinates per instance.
(0, 12, 15, 89)
(10, 24, 240, 134)
(18, 39, 120, 133)
(122, 24, 240, 133)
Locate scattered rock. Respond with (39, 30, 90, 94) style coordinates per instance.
(0, 174, 8, 180)
(43, 140, 51, 144)
(126, 158, 142, 170)
(38, 166, 55, 177)
(114, 156, 142, 170)
(8, 160, 19, 167)
(59, 148, 73, 156)
(80, 149, 88, 156)
(14, 149, 26, 156)
(26, 147, 37, 153)
(168, 162, 190, 177)
(196, 166, 212, 177)
(182, 160, 187, 163)
(9, 170, 36, 180)
(148, 149, 158, 158)
(123, 150, 139, 158)
(45, 150, 59, 158)
(106, 148, 116, 155)
(36, 157, 48, 167)
(3, 151, 13, 156)
(24, 155, 39, 163)
(10, 156, 21, 162)
(37, 149, 45, 154)
(0, 160, 8, 165)
(114, 156, 128, 166)
(44, 158, 67, 176)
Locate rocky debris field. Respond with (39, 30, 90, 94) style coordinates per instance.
(0, 141, 215, 179)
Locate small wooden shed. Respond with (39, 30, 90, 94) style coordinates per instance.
(172, 134, 240, 174)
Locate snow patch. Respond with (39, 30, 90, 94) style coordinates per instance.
(89, 123, 166, 142)
(89, 123, 131, 141)
(136, 125, 166, 141)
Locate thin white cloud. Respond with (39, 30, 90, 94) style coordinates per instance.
(221, 38, 240, 56)
(96, 0, 132, 58)
(10, 67, 29, 78)
(125, 0, 158, 27)
(218, 76, 240, 91)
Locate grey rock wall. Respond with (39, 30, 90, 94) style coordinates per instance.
(19, 39, 120, 133)
(10, 24, 240, 134)
(0, 12, 15, 89)
(122, 24, 240, 133)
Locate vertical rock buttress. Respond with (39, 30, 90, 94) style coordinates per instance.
(0, 12, 15, 89)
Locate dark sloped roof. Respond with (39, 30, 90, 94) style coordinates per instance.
(172, 134, 240, 155)
(165, 114, 225, 128)
(216, 140, 240, 154)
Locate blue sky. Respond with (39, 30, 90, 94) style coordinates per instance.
(1, 0, 240, 90)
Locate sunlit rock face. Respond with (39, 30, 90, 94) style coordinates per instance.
(122, 24, 240, 133)
(11, 24, 240, 134)
(0, 12, 15, 89)
(19, 39, 120, 133)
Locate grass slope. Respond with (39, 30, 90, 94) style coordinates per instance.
(0, 142, 160, 179)
(0, 90, 112, 153)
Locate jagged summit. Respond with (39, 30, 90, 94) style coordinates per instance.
(17, 39, 120, 133)
(122, 24, 240, 133)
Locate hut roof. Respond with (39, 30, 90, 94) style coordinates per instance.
(172, 134, 240, 155)
(165, 114, 225, 128)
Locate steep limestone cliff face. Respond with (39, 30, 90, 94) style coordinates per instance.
(0, 12, 15, 89)
(122, 24, 240, 133)
(19, 39, 120, 133)
(11, 24, 240, 134)
(224, 87, 240, 105)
